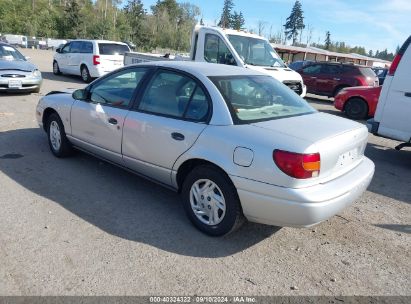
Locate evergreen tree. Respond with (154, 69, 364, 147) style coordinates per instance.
(218, 0, 234, 28)
(63, 0, 83, 38)
(324, 31, 331, 50)
(395, 45, 400, 54)
(368, 50, 373, 57)
(283, 0, 305, 45)
(124, 0, 147, 47)
(232, 11, 245, 30)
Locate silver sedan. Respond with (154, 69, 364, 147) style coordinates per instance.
(0, 42, 42, 93)
(36, 61, 374, 236)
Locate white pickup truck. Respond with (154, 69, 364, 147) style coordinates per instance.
(124, 25, 307, 97)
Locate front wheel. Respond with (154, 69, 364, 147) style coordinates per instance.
(181, 165, 245, 236)
(53, 61, 61, 75)
(345, 98, 368, 120)
(47, 113, 73, 157)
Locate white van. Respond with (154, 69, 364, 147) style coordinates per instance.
(367, 36, 411, 150)
(2, 34, 27, 48)
(53, 40, 130, 83)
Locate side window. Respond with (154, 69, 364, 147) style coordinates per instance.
(70, 41, 82, 53)
(90, 68, 147, 108)
(81, 42, 93, 54)
(204, 34, 236, 66)
(139, 70, 210, 121)
(61, 43, 71, 54)
(302, 64, 322, 75)
(321, 64, 341, 74)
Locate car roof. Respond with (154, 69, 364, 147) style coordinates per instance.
(131, 61, 266, 77)
(70, 39, 127, 45)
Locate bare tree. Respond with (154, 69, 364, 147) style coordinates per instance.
(257, 20, 267, 37)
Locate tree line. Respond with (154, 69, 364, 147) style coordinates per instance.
(0, 0, 201, 52)
(0, 0, 397, 60)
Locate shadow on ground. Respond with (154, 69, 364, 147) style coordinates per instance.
(0, 128, 279, 258)
(41, 71, 85, 85)
(365, 143, 411, 204)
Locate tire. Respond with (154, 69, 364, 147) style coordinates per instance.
(53, 61, 61, 75)
(81, 65, 92, 83)
(181, 165, 245, 236)
(46, 113, 73, 158)
(344, 98, 368, 120)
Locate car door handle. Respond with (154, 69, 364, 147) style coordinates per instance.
(171, 132, 185, 141)
(310, 76, 317, 79)
(334, 78, 341, 81)
(108, 118, 118, 125)
(405, 92, 411, 98)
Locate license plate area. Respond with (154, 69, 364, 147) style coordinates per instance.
(337, 148, 359, 167)
(8, 79, 22, 89)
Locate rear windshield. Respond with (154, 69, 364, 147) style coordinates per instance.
(359, 67, 377, 78)
(210, 75, 316, 124)
(98, 43, 130, 55)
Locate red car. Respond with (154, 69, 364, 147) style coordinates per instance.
(334, 86, 382, 120)
(297, 62, 379, 97)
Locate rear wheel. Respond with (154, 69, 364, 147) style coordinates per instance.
(46, 113, 73, 157)
(81, 65, 92, 83)
(181, 165, 245, 236)
(345, 98, 368, 120)
(53, 61, 61, 75)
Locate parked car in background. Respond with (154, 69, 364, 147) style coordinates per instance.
(297, 62, 379, 97)
(372, 67, 388, 85)
(1, 34, 27, 48)
(53, 39, 130, 83)
(36, 61, 374, 236)
(288, 60, 314, 71)
(368, 36, 411, 151)
(46, 38, 67, 50)
(334, 86, 382, 120)
(0, 42, 42, 93)
(123, 41, 136, 50)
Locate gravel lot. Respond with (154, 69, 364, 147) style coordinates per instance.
(0, 49, 410, 296)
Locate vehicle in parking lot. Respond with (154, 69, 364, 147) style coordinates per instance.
(297, 62, 379, 97)
(334, 86, 382, 120)
(36, 61, 374, 236)
(372, 67, 388, 85)
(0, 42, 42, 93)
(368, 36, 411, 150)
(53, 39, 130, 83)
(1, 34, 27, 48)
(288, 60, 314, 71)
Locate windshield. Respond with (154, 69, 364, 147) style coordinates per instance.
(210, 75, 315, 124)
(227, 35, 285, 67)
(0, 45, 26, 61)
(98, 43, 130, 55)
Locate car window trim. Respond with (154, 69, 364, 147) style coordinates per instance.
(131, 67, 213, 124)
(81, 66, 154, 110)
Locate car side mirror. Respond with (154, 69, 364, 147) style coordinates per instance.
(72, 89, 88, 101)
(25, 56, 31, 60)
(56, 48, 61, 53)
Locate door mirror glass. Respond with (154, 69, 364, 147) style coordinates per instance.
(72, 89, 88, 101)
(55, 48, 61, 53)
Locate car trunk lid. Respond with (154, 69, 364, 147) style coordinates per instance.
(252, 112, 368, 186)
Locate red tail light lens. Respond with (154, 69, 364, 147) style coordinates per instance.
(93, 55, 100, 65)
(273, 150, 320, 179)
(388, 54, 402, 76)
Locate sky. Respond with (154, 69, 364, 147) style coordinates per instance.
(137, 0, 410, 53)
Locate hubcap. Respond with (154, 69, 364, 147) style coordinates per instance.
(49, 121, 61, 151)
(53, 62, 58, 73)
(190, 179, 226, 226)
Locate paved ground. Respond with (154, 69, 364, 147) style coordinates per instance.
(0, 49, 410, 296)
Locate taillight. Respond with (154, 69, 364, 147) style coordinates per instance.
(93, 55, 100, 65)
(273, 150, 320, 179)
(388, 54, 402, 76)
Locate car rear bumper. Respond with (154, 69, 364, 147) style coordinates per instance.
(89, 64, 123, 78)
(231, 157, 374, 227)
